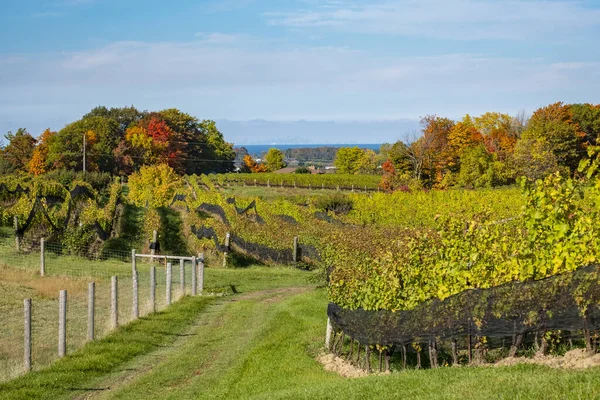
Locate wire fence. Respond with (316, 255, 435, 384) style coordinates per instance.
(0, 233, 201, 383)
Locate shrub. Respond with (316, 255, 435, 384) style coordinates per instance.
(295, 167, 310, 174)
(314, 193, 353, 215)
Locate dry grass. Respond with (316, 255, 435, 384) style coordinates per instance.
(0, 264, 88, 302)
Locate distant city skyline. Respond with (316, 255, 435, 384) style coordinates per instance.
(2, 0, 600, 143)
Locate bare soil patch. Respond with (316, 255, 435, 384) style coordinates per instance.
(317, 353, 369, 378)
(495, 349, 600, 369)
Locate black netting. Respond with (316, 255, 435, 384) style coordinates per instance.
(314, 212, 347, 226)
(196, 203, 230, 226)
(226, 197, 258, 215)
(328, 265, 600, 347)
(191, 225, 225, 251)
(170, 194, 190, 211)
(230, 234, 293, 264)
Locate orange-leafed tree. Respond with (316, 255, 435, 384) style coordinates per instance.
(418, 115, 455, 185)
(27, 128, 55, 175)
(474, 112, 518, 157)
(243, 155, 268, 173)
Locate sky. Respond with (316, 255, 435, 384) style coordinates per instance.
(1, 0, 599, 144)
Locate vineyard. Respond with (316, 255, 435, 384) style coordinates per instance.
(207, 172, 383, 191)
(2, 151, 600, 377)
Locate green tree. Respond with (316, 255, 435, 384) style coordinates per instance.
(128, 163, 182, 208)
(48, 116, 119, 172)
(3, 128, 37, 171)
(570, 103, 600, 146)
(513, 136, 559, 180)
(524, 102, 583, 170)
(355, 149, 378, 174)
(265, 148, 286, 171)
(199, 120, 236, 174)
(334, 147, 364, 174)
(457, 145, 494, 189)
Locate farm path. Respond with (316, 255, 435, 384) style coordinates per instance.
(76, 286, 311, 400)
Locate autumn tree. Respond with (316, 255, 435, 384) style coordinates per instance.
(243, 155, 268, 173)
(355, 149, 378, 174)
(473, 112, 517, 157)
(128, 163, 182, 208)
(265, 148, 286, 171)
(3, 128, 37, 171)
(28, 128, 55, 175)
(513, 136, 559, 180)
(523, 102, 584, 170)
(334, 147, 366, 174)
(570, 103, 600, 146)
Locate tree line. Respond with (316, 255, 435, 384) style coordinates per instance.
(334, 102, 600, 190)
(0, 106, 236, 176)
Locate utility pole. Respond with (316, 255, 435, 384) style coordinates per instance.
(83, 132, 86, 174)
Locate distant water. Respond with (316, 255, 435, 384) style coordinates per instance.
(239, 144, 382, 156)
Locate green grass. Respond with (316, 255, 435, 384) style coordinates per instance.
(4, 277, 600, 400)
(0, 295, 216, 400)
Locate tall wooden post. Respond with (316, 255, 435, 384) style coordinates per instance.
(40, 238, 45, 276)
(14, 216, 20, 252)
(179, 259, 185, 298)
(150, 267, 156, 313)
(198, 253, 205, 295)
(223, 233, 230, 268)
(191, 257, 197, 296)
(24, 299, 32, 372)
(111, 276, 118, 329)
(132, 270, 139, 319)
(131, 249, 136, 274)
(58, 290, 67, 357)
(293, 236, 299, 263)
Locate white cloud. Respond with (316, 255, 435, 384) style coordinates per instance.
(0, 40, 598, 126)
(265, 0, 600, 40)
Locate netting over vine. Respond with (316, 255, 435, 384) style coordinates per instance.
(328, 265, 600, 351)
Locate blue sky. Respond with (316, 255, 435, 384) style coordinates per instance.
(1, 0, 600, 144)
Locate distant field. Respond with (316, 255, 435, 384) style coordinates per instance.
(207, 172, 383, 190)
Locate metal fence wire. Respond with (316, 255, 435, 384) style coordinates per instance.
(0, 234, 202, 383)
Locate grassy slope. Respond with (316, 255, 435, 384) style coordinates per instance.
(4, 280, 595, 400)
(96, 289, 600, 400)
(0, 266, 314, 400)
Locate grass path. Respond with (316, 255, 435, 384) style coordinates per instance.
(88, 286, 313, 400)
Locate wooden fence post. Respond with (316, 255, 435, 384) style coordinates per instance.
(88, 282, 95, 341)
(40, 238, 45, 276)
(191, 258, 197, 296)
(293, 236, 299, 263)
(24, 299, 32, 372)
(166, 263, 172, 305)
(325, 317, 333, 350)
(14, 216, 19, 252)
(132, 270, 139, 319)
(111, 276, 118, 330)
(150, 267, 156, 313)
(131, 249, 136, 274)
(223, 233, 230, 268)
(198, 253, 205, 295)
(180, 259, 185, 298)
(58, 290, 67, 358)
